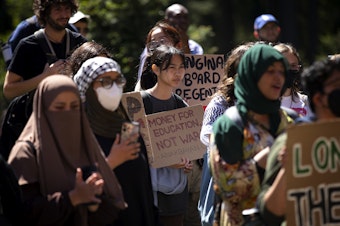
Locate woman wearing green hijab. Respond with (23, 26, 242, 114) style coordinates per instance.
(209, 44, 294, 226)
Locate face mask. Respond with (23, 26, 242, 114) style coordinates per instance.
(286, 70, 300, 88)
(95, 83, 123, 111)
(328, 89, 340, 117)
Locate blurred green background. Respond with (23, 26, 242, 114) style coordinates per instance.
(1, 0, 339, 117)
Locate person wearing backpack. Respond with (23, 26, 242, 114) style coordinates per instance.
(3, 0, 87, 100)
(209, 44, 294, 226)
(1, 0, 86, 160)
(2, 14, 78, 68)
(198, 42, 255, 226)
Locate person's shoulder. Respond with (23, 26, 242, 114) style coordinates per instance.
(213, 109, 239, 132)
(68, 29, 87, 42)
(189, 39, 203, 54)
(205, 95, 228, 110)
(297, 92, 309, 101)
(189, 39, 202, 47)
(280, 106, 299, 122)
(141, 90, 151, 99)
(15, 33, 40, 48)
(16, 16, 39, 29)
(173, 93, 188, 107)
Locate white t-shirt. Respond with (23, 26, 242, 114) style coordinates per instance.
(281, 92, 313, 117)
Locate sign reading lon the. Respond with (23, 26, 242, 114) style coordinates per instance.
(286, 119, 340, 226)
(174, 54, 224, 107)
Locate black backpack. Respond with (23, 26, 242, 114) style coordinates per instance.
(0, 28, 78, 160)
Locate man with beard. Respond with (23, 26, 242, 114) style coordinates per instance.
(1, 0, 87, 161)
(3, 0, 87, 100)
(3, 14, 78, 68)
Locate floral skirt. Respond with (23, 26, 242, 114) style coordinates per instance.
(209, 145, 260, 226)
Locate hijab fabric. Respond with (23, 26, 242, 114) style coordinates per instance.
(235, 43, 288, 135)
(73, 56, 122, 102)
(73, 56, 126, 138)
(9, 75, 126, 218)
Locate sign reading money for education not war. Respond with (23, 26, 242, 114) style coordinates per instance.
(146, 105, 205, 168)
(174, 54, 225, 107)
(286, 119, 340, 226)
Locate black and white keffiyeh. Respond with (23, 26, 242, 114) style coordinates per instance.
(73, 56, 122, 102)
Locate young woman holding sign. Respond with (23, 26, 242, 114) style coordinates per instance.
(141, 44, 193, 226)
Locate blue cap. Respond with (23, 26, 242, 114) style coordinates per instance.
(254, 14, 279, 30)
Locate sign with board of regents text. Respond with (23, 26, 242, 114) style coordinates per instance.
(145, 104, 205, 168)
(286, 119, 340, 226)
(174, 54, 225, 107)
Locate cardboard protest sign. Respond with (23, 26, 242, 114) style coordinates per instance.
(174, 54, 225, 107)
(146, 105, 206, 168)
(286, 119, 340, 226)
(121, 92, 153, 162)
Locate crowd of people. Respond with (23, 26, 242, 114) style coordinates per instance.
(0, 0, 339, 226)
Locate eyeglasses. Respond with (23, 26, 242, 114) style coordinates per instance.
(95, 76, 126, 89)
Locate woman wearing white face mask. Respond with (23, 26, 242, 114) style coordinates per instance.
(73, 55, 160, 226)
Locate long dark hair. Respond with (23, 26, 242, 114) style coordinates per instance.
(140, 45, 185, 89)
(274, 43, 303, 102)
(67, 41, 112, 76)
(214, 42, 254, 105)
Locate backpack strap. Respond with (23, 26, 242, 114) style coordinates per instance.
(224, 106, 244, 129)
(34, 28, 71, 64)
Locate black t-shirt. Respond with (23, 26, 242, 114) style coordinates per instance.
(8, 30, 86, 80)
(142, 92, 189, 216)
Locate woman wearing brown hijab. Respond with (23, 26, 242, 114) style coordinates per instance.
(8, 75, 126, 226)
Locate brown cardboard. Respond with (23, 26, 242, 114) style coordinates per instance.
(121, 92, 153, 163)
(286, 119, 340, 226)
(174, 54, 224, 107)
(145, 104, 206, 168)
(121, 92, 206, 168)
